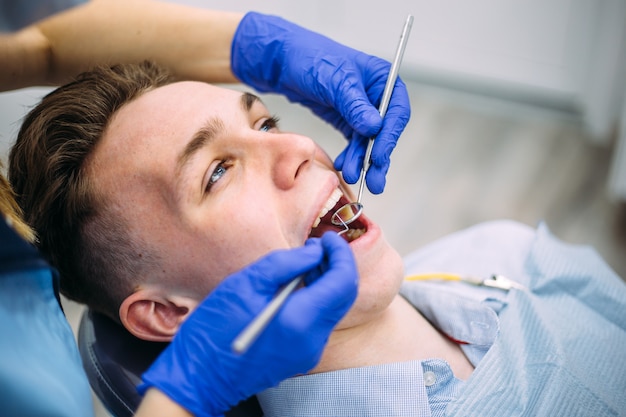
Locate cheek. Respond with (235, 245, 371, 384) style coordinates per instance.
(188, 211, 290, 284)
(166, 231, 274, 299)
(162, 179, 300, 292)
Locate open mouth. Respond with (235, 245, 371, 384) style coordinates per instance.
(309, 189, 367, 243)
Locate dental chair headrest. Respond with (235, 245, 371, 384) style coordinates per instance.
(78, 308, 262, 417)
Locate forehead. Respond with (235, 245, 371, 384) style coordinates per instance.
(113, 81, 246, 131)
(95, 81, 253, 169)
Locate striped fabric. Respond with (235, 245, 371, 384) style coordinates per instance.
(258, 220, 626, 417)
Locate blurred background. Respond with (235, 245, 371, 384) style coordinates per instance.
(1, 1, 625, 415)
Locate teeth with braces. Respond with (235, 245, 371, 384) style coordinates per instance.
(312, 188, 342, 229)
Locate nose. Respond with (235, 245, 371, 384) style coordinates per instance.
(259, 132, 317, 190)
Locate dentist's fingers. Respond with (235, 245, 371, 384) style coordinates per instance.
(285, 232, 359, 331)
(334, 133, 368, 185)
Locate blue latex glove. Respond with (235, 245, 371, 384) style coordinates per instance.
(139, 232, 358, 417)
(231, 12, 411, 194)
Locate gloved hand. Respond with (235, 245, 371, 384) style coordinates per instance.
(139, 232, 358, 417)
(231, 12, 411, 194)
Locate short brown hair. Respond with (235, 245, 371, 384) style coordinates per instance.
(9, 61, 172, 319)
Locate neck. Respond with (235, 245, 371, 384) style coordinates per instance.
(311, 295, 425, 373)
(310, 294, 475, 380)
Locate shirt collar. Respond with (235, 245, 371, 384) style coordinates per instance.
(258, 361, 432, 417)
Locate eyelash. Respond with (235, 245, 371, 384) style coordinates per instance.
(205, 116, 280, 193)
(205, 162, 228, 192)
(260, 116, 280, 132)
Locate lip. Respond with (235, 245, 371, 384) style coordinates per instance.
(346, 209, 378, 250)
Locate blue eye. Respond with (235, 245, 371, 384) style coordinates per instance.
(206, 162, 228, 192)
(260, 116, 280, 132)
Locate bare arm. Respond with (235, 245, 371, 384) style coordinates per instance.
(134, 389, 194, 417)
(0, 0, 241, 91)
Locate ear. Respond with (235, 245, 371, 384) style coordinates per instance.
(119, 288, 199, 342)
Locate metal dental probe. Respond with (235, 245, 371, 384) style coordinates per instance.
(232, 274, 303, 354)
(331, 14, 414, 228)
(232, 14, 414, 354)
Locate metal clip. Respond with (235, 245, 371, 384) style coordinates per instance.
(481, 274, 525, 291)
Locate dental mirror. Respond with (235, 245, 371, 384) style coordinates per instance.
(331, 201, 364, 227)
(331, 14, 413, 228)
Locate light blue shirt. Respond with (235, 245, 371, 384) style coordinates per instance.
(0, 220, 94, 417)
(258, 220, 626, 417)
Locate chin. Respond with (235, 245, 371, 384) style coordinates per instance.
(335, 228, 405, 330)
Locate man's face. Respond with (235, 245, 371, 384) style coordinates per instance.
(88, 81, 403, 327)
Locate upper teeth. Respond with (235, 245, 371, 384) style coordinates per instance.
(312, 188, 342, 229)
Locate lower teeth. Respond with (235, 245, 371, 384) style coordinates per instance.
(345, 228, 365, 242)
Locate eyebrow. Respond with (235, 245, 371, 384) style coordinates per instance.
(175, 116, 224, 175)
(241, 91, 261, 112)
(175, 91, 263, 178)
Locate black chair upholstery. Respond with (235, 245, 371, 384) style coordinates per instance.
(78, 308, 262, 417)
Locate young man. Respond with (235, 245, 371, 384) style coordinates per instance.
(10, 62, 626, 416)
